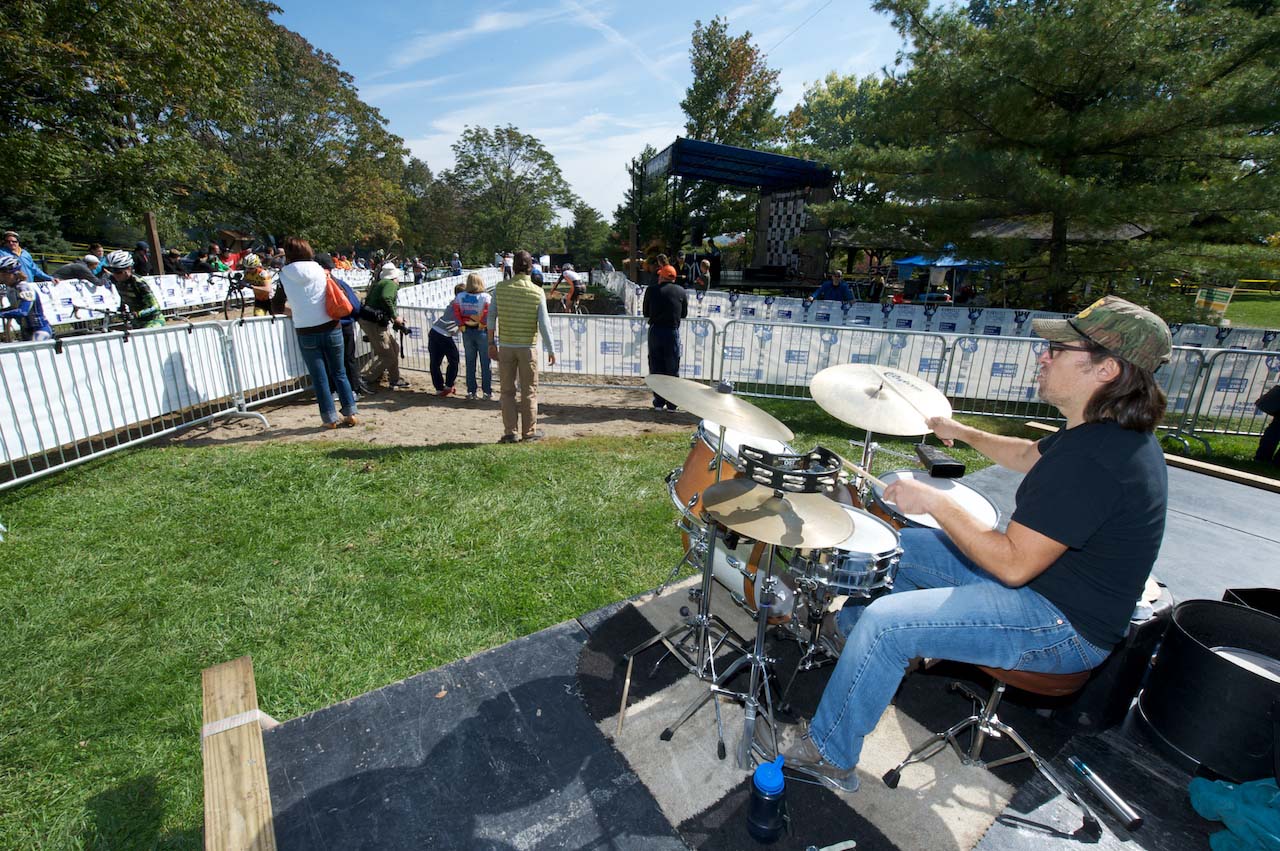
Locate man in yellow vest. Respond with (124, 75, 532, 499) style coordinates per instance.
(487, 250, 557, 442)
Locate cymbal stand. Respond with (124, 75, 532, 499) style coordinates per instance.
(624, 424, 747, 681)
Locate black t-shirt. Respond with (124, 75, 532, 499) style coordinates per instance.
(642, 281, 688, 328)
(1014, 422, 1167, 650)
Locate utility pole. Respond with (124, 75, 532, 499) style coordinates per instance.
(143, 212, 164, 276)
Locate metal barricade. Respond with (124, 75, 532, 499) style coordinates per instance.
(717, 321, 950, 401)
(1184, 348, 1280, 438)
(941, 335, 1058, 421)
(227, 316, 312, 409)
(0, 324, 239, 490)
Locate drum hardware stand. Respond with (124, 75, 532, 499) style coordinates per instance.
(656, 535, 787, 771)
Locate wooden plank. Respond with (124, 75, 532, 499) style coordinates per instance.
(202, 656, 276, 851)
(1024, 421, 1280, 494)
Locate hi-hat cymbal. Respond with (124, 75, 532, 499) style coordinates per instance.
(810, 364, 952, 436)
(701, 478, 854, 548)
(645, 375, 793, 442)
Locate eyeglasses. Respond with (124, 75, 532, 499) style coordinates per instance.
(1046, 341, 1095, 358)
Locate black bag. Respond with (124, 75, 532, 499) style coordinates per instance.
(359, 304, 390, 327)
(1257, 385, 1280, 416)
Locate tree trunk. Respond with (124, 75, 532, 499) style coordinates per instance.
(1047, 210, 1070, 310)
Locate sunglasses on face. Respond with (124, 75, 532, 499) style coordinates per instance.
(1047, 341, 1095, 358)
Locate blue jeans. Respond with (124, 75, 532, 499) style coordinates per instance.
(297, 326, 357, 424)
(809, 528, 1110, 770)
(462, 327, 492, 395)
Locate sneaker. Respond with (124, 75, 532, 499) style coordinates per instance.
(484, 392, 494, 401)
(652, 401, 665, 410)
(439, 387, 456, 397)
(781, 723, 859, 793)
(466, 392, 478, 400)
(522, 430, 545, 442)
(665, 403, 679, 412)
(498, 434, 519, 444)
(389, 379, 410, 389)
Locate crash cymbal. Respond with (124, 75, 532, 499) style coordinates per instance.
(645, 375, 793, 442)
(701, 478, 855, 549)
(810, 364, 952, 436)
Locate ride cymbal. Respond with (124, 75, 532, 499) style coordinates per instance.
(701, 478, 854, 549)
(810, 364, 951, 436)
(645, 375, 793, 442)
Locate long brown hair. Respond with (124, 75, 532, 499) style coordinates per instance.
(1084, 350, 1167, 433)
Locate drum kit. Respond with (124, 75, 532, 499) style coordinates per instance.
(619, 366, 1003, 773)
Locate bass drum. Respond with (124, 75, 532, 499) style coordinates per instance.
(868, 470, 1000, 531)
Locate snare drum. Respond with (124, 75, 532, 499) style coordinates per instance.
(868, 470, 1000, 531)
(669, 419, 795, 527)
(797, 507, 902, 596)
(710, 536, 797, 624)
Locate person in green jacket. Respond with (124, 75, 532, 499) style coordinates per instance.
(360, 262, 409, 389)
(103, 250, 165, 329)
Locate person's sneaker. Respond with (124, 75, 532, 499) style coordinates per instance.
(484, 392, 494, 401)
(652, 400, 665, 410)
(466, 392, 478, 400)
(665, 403, 679, 412)
(782, 724, 859, 793)
(389, 379, 410, 389)
(439, 387, 456, 397)
(498, 434, 519, 444)
(522, 431, 545, 442)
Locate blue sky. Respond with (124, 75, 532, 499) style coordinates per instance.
(273, 1, 904, 223)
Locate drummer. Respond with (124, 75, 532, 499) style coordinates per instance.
(784, 296, 1173, 792)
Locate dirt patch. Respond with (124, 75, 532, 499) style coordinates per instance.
(172, 378, 696, 448)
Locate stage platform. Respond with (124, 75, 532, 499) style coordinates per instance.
(259, 462, 1279, 850)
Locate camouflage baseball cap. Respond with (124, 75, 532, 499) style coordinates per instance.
(1031, 296, 1172, 372)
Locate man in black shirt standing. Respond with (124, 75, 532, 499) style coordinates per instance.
(642, 262, 687, 410)
(785, 296, 1173, 792)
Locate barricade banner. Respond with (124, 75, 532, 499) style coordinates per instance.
(0, 325, 236, 471)
(942, 335, 1042, 401)
(1195, 349, 1280, 423)
(1159, 348, 1206, 417)
(542, 316, 716, 381)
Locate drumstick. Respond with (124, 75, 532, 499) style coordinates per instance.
(837, 454, 889, 491)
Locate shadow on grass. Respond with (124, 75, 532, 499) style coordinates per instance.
(82, 775, 201, 850)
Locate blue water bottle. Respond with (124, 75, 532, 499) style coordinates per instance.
(746, 755, 788, 843)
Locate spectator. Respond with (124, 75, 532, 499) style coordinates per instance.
(412, 256, 425, 285)
(103, 250, 164, 328)
(209, 246, 229, 272)
(1255, 384, 1280, 466)
(162, 248, 184, 275)
(454, 272, 492, 400)
(529, 256, 544, 286)
(1, 231, 54, 283)
(502, 251, 514, 280)
(601, 257, 614, 274)
(131, 241, 152, 276)
(813, 270, 854, 302)
(316, 252, 370, 398)
(360, 262, 409, 390)
(487, 250, 556, 442)
(189, 250, 215, 275)
(52, 255, 106, 284)
(428, 283, 466, 396)
(694, 258, 711, 290)
(87, 244, 106, 275)
(450, 252, 463, 276)
(643, 263, 687, 410)
(0, 255, 54, 341)
(274, 237, 358, 429)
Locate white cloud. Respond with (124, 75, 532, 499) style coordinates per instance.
(360, 74, 457, 101)
(562, 0, 674, 84)
(380, 7, 570, 74)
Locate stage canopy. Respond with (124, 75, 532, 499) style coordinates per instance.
(892, 253, 998, 276)
(643, 138, 835, 191)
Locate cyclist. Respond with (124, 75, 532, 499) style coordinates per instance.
(549, 263, 586, 313)
(0, 255, 54, 341)
(241, 253, 274, 315)
(104, 250, 165, 328)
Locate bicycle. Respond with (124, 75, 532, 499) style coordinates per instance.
(549, 286, 587, 314)
(213, 271, 251, 319)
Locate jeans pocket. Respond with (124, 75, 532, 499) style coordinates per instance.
(1015, 634, 1082, 673)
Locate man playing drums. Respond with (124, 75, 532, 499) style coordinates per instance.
(784, 297, 1173, 792)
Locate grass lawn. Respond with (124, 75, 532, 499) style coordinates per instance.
(1224, 289, 1280, 331)
(0, 399, 1272, 847)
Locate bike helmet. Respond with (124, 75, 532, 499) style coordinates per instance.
(0, 255, 19, 272)
(562, 263, 574, 272)
(105, 249, 134, 270)
(242, 253, 262, 269)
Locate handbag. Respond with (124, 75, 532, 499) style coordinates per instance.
(324, 272, 353, 320)
(1256, 385, 1280, 416)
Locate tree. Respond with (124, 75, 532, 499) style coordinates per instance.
(610, 146, 669, 256)
(446, 126, 576, 254)
(678, 17, 786, 249)
(846, 0, 1280, 306)
(564, 203, 611, 264)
